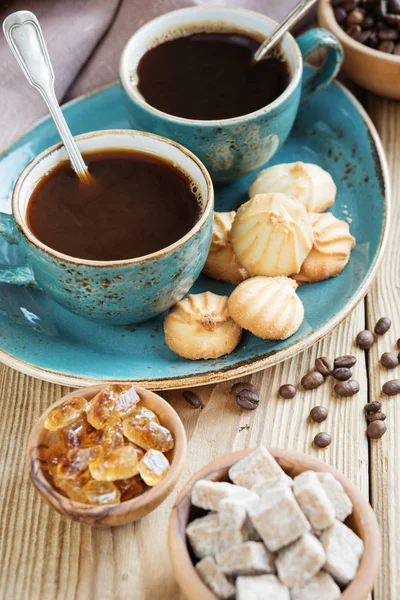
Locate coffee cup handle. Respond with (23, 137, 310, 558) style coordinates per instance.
(0, 213, 37, 286)
(296, 28, 344, 103)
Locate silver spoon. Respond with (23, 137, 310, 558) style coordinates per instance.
(253, 0, 318, 63)
(3, 10, 91, 183)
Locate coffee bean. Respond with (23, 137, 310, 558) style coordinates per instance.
(347, 23, 363, 38)
(378, 39, 396, 50)
(310, 406, 328, 423)
(301, 370, 325, 390)
(362, 15, 375, 27)
(279, 384, 297, 399)
(182, 390, 202, 409)
(343, 0, 357, 10)
(365, 400, 382, 414)
(380, 352, 399, 369)
(367, 420, 387, 438)
(315, 357, 333, 377)
(367, 411, 387, 422)
(313, 432, 332, 448)
(334, 380, 360, 396)
(389, 0, 400, 13)
(359, 29, 373, 42)
(335, 6, 348, 22)
(375, 316, 392, 334)
(231, 381, 256, 396)
(333, 367, 353, 381)
(356, 330, 374, 349)
(347, 7, 366, 23)
(382, 379, 400, 395)
(236, 390, 259, 410)
(378, 27, 399, 39)
(334, 355, 357, 369)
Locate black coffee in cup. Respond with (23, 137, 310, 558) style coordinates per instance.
(137, 32, 291, 121)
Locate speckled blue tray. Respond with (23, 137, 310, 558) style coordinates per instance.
(0, 69, 389, 388)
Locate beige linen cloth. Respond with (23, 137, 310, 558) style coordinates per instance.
(0, 0, 314, 151)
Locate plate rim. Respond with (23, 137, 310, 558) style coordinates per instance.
(0, 79, 390, 389)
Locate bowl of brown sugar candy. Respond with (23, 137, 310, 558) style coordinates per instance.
(169, 446, 381, 600)
(27, 384, 187, 526)
(318, 0, 400, 98)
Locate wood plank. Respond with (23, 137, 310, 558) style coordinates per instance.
(0, 300, 369, 599)
(365, 94, 400, 600)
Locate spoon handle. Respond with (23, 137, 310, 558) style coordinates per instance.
(3, 11, 90, 181)
(253, 0, 318, 63)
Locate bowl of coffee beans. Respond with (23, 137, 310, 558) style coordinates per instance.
(318, 0, 400, 98)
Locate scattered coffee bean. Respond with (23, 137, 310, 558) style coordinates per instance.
(301, 370, 325, 390)
(382, 379, 400, 395)
(310, 406, 328, 423)
(332, 367, 353, 381)
(366, 411, 387, 422)
(334, 355, 357, 369)
(334, 380, 360, 396)
(365, 400, 382, 414)
(356, 330, 374, 349)
(236, 390, 259, 410)
(231, 381, 256, 396)
(367, 420, 387, 439)
(315, 356, 333, 377)
(375, 316, 391, 335)
(279, 384, 297, 399)
(313, 432, 332, 448)
(380, 351, 399, 369)
(182, 390, 202, 409)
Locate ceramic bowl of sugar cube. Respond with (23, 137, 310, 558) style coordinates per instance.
(169, 447, 381, 600)
(27, 384, 187, 527)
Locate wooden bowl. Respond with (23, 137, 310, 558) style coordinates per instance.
(169, 448, 381, 600)
(28, 385, 187, 527)
(318, 0, 400, 98)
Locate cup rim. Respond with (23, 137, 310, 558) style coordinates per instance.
(119, 6, 303, 127)
(12, 129, 214, 267)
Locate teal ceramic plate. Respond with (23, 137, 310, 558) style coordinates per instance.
(0, 70, 389, 389)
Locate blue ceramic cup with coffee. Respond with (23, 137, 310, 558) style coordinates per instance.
(120, 6, 343, 183)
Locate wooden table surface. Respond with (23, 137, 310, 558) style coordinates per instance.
(0, 92, 399, 599)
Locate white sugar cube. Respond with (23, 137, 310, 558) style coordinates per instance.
(320, 520, 364, 585)
(229, 447, 288, 489)
(218, 498, 248, 551)
(294, 471, 336, 530)
(276, 533, 325, 588)
(186, 513, 220, 558)
(291, 571, 341, 600)
(236, 574, 290, 600)
(316, 472, 353, 522)
(192, 479, 257, 511)
(216, 541, 275, 576)
(196, 556, 235, 599)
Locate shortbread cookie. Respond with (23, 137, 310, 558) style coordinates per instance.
(295, 213, 355, 283)
(236, 574, 290, 600)
(164, 292, 242, 359)
(293, 471, 336, 530)
(192, 480, 257, 511)
(248, 162, 336, 213)
(228, 277, 304, 340)
(320, 520, 364, 585)
(231, 193, 314, 277)
(202, 212, 248, 284)
(196, 556, 235, 599)
(276, 533, 326, 588)
(291, 571, 341, 600)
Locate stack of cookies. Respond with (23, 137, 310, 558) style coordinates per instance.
(186, 447, 363, 599)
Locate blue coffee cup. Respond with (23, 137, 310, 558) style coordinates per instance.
(120, 6, 343, 183)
